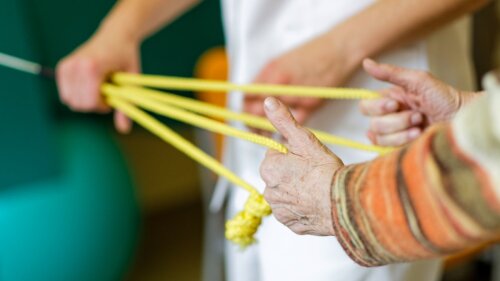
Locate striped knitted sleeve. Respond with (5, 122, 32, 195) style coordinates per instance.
(331, 75, 500, 267)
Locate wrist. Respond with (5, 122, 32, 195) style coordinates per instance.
(96, 18, 143, 46)
(322, 27, 366, 78)
(459, 91, 482, 107)
(96, 0, 148, 46)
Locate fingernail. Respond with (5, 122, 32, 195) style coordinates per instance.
(385, 100, 398, 111)
(411, 113, 423, 125)
(408, 128, 421, 140)
(264, 97, 279, 112)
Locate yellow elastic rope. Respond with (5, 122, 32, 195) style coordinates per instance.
(107, 84, 393, 154)
(112, 72, 380, 100)
(102, 74, 393, 248)
(103, 84, 287, 154)
(105, 95, 272, 247)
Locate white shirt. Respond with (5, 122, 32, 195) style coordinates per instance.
(217, 1, 474, 280)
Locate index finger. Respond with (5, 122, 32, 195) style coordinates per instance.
(263, 97, 306, 143)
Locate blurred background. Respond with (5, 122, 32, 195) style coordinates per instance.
(0, 0, 498, 281)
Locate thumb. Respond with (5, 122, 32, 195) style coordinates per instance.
(264, 97, 317, 151)
(363, 58, 419, 89)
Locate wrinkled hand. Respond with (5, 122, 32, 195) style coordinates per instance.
(360, 59, 471, 146)
(56, 31, 141, 133)
(260, 97, 343, 236)
(245, 34, 358, 126)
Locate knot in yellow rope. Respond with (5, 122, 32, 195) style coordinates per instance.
(245, 192, 272, 217)
(225, 193, 272, 247)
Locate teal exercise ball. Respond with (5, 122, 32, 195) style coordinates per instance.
(0, 120, 139, 281)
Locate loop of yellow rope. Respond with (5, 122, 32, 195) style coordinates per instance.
(112, 72, 380, 100)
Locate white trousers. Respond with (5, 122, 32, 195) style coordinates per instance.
(225, 187, 443, 281)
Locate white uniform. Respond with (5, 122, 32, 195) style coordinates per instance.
(215, 1, 475, 281)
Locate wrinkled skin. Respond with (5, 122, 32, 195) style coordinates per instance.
(260, 97, 343, 236)
(360, 59, 473, 146)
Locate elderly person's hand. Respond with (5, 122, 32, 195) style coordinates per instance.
(260, 97, 343, 236)
(360, 59, 478, 146)
(244, 33, 359, 128)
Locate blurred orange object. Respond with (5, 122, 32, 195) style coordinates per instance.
(194, 47, 228, 160)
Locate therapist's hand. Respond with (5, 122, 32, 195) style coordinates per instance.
(260, 97, 343, 236)
(56, 30, 141, 133)
(244, 34, 358, 126)
(360, 59, 475, 146)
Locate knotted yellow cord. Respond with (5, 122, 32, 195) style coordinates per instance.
(100, 74, 394, 248)
(104, 95, 272, 247)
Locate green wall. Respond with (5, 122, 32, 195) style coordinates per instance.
(0, 1, 224, 280)
(0, 0, 225, 187)
(31, 0, 225, 111)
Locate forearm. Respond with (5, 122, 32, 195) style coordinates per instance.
(331, 81, 500, 266)
(323, 0, 488, 69)
(96, 0, 200, 43)
(459, 90, 485, 108)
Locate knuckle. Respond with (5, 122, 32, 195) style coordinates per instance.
(259, 162, 269, 179)
(263, 188, 273, 203)
(55, 60, 67, 75)
(56, 60, 75, 80)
